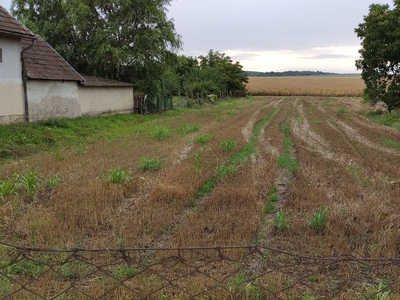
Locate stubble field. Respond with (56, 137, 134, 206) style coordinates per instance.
(1, 95, 400, 299)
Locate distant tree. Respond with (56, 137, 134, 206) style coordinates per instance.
(11, 0, 182, 96)
(355, 1, 400, 112)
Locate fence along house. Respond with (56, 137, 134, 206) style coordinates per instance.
(0, 6, 136, 124)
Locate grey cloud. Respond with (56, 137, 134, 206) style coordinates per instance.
(301, 54, 356, 60)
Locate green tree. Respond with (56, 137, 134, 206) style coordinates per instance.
(11, 0, 181, 96)
(199, 50, 248, 91)
(355, 1, 400, 112)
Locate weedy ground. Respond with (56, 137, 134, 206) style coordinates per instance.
(0, 95, 399, 299)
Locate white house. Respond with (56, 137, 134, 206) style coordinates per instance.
(0, 6, 138, 124)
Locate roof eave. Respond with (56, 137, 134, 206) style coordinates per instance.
(0, 30, 35, 39)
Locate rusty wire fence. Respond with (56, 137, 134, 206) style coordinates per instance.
(1, 241, 400, 299)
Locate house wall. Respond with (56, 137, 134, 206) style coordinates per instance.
(27, 80, 81, 122)
(79, 86, 133, 116)
(0, 36, 25, 124)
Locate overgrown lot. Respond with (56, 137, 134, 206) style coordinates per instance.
(1, 96, 399, 299)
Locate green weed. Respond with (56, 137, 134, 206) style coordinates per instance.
(264, 192, 279, 214)
(60, 260, 86, 280)
(74, 143, 87, 155)
(274, 209, 291, 230)
(0, 178, 16, 201)
(338, 107, 348, 114)
(151, 126, 171, 139)
(308, 205, 329, 231)
(179, 124, 201, 134)
(196, 179, 215, 198)
(383, 138, 399, 149)
(220, 139, 237, 152)
(189, 198, 196, 208)
(46, 175, 61, 189)
(215, 165, 236, 179)
(313, 119, 322, 124)
(53, 150, 65, 161)
(7, 258, 47, 278)
(193, 134, 213, 145)
(106, 166, 131, 184)
(277, 123, 299, 173)
(15, 171, 41, 199)
(139, 158, 162, 171)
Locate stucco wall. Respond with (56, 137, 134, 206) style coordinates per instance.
(79, 86, 133, 116)
(27, 80, 81, 122)
(0, 36, 25, 122)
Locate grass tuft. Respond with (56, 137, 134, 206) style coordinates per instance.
(139, 158, 162, 171)
(105, 166, 131, 184)
(274, 209, 291, 230)
(220, 139, 237, 152)
(0, 179, 16, 201)
(308, 205, 329, 231)
(193, 134, 213, 145)
(150, 126, 171, 139)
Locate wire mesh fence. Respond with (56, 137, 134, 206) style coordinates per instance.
(1, 241, 399, 299)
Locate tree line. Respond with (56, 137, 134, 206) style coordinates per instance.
(11, 0, 248, 100)
(247, 71, 336, 77)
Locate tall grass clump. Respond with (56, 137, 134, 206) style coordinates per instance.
(308, 205, 329, 231)
(0, 179, 16, 201)
(139, 158, 162, 171)
(274, 209, 290, 230)
(220, 139, 237, 152)
(193, 134, 213, 145)
(179, 124, 201, 134)
(150, 126, 171, 139)
(103, 166, 131, 184)
(15, 171, 41, 199)
(215, 165, 236, 179)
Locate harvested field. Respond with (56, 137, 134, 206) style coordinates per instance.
(1, 96, 400, 299)
(247, 76, 365, 97)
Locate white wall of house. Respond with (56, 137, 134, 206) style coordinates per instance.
(27, 80, 81, 122)
(79, 86, 133, 116)
(0, 36, 25, 124)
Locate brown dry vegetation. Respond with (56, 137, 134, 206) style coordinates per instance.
(1, 96, 400, 299)
(247, 76, 365, 97)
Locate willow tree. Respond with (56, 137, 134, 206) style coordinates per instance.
(11, 0, 181, 95)
(355, 0, 400, 112)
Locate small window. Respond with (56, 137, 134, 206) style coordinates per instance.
(0, 49, 2, 63)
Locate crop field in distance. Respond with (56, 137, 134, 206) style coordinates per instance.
(247, 76, 365, 97)
(0, 95, 400, 299)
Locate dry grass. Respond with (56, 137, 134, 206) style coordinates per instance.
(1, 95, 400, 298)
(247, 76, 365, 97)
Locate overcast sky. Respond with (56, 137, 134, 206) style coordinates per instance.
(0, 0, 393, 73)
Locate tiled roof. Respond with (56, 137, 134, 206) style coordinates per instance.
(22, 37, 84, 82)
(0, 6, 34, 37)
(81, 75, 134, 87)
